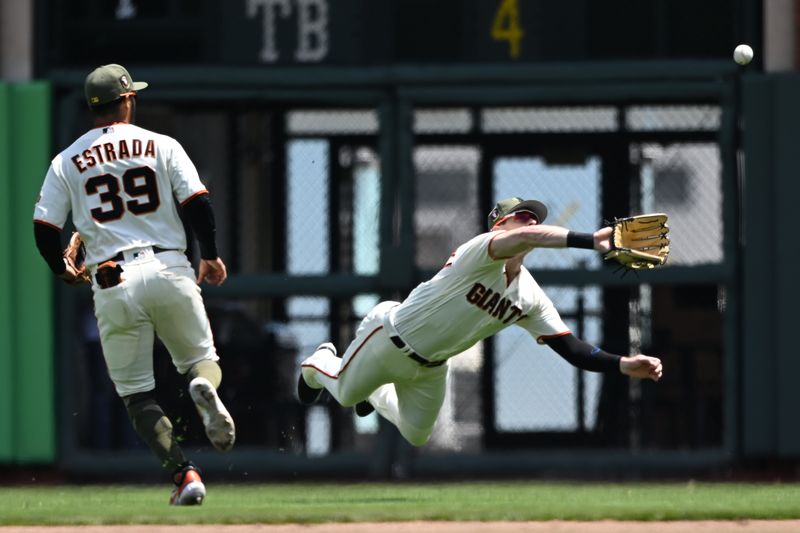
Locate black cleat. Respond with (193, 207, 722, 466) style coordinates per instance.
(297, 372, 323, 405)
(355, 400, 375, 417)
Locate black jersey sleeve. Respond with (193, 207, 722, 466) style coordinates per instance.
(33, 222, 66, 275)
(181, 193, 219, 260)
(543, 333, 621, 373)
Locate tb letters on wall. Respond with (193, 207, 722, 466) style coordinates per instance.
(247, 0, 330, 63)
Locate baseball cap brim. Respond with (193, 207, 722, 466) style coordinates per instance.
(507, 200, 548, 224)
(85, 64, 149, 105)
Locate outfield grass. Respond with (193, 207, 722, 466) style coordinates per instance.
(1, 482, 800, 525)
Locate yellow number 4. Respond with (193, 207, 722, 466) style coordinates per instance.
(491, 0, 523, 58)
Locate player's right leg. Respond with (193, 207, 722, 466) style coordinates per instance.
(297, 342, 338, 404)
(299, 302, 411, 408)
(301, 330, 425, 409)
(145, 252, 236, 452)
(187, 361, 235, 452)
(300, 335, 393, 408)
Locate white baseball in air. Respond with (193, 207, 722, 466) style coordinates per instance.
(733, 44, 754, 65)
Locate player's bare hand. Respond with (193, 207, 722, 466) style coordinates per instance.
(620, 354, 662, 382)
(197, 258, 227, 286)
(593, 226, 613, 254)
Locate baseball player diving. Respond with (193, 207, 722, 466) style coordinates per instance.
(33, 64, 234, 505)
(298, 198, 664, 447)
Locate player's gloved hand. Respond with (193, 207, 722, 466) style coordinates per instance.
(592, 226, 614, 253)
(620, 354, 663, 382)
(197, 257, 227, 286)
(58, 259, 91, 285)
(60, 231, 92, 285)
(604, 214, 670, 270)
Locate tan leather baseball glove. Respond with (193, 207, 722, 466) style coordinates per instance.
(60, 232, 92, 285)
(603, 213, 670, 270)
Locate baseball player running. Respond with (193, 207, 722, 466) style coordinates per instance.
(298, 197, 663, 447)
(33, 64, 235, 505)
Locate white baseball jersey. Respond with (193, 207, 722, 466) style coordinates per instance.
(392, 231, 570, 361)
(33, 122, 207, 266)
(301, 231, 571, 447)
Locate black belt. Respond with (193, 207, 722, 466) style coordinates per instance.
(389, 336, 445, 368)
(103, 246, 174, 264)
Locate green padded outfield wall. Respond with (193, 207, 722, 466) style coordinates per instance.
(0, 82, 55, 463)
(0, 84, 12, 461)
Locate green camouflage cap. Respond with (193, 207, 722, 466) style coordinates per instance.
(84, 64, 148, 106)
(487, 197, 548, 229)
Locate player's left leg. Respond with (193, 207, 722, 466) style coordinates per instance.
(367, 363, 448, 447)
(122, 390, 205, 505)
(169, 462, 206, 506)
(122, 390, 187, 470)
(94, 264, 197, 504)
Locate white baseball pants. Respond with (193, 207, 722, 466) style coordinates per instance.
(301, 301, 449, 446)
(91, 248, 219, 397)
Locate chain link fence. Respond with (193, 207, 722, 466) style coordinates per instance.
(410, 104, 724, 454)
(64, 98, 727, 467)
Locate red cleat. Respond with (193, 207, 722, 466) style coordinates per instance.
(169, 464, 206, 506)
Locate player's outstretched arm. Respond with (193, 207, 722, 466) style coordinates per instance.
(491, 224, 614, 258)
(544, 334, 663, 382)
(490, 224, 570, 257)
(620, 354, 663, 382)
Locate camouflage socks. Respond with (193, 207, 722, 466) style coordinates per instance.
(123, 391, 186, 471)
(187, 360, 222, 389)
(119, 361, 222, 472)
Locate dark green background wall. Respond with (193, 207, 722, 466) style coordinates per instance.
(2, 72, 800, 467)
(742, 74, 800, 457)
(0, 82, 55, 463)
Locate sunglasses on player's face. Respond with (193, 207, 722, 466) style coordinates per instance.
(511, 211, 538, 224)
(494, 210, 539, 228)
